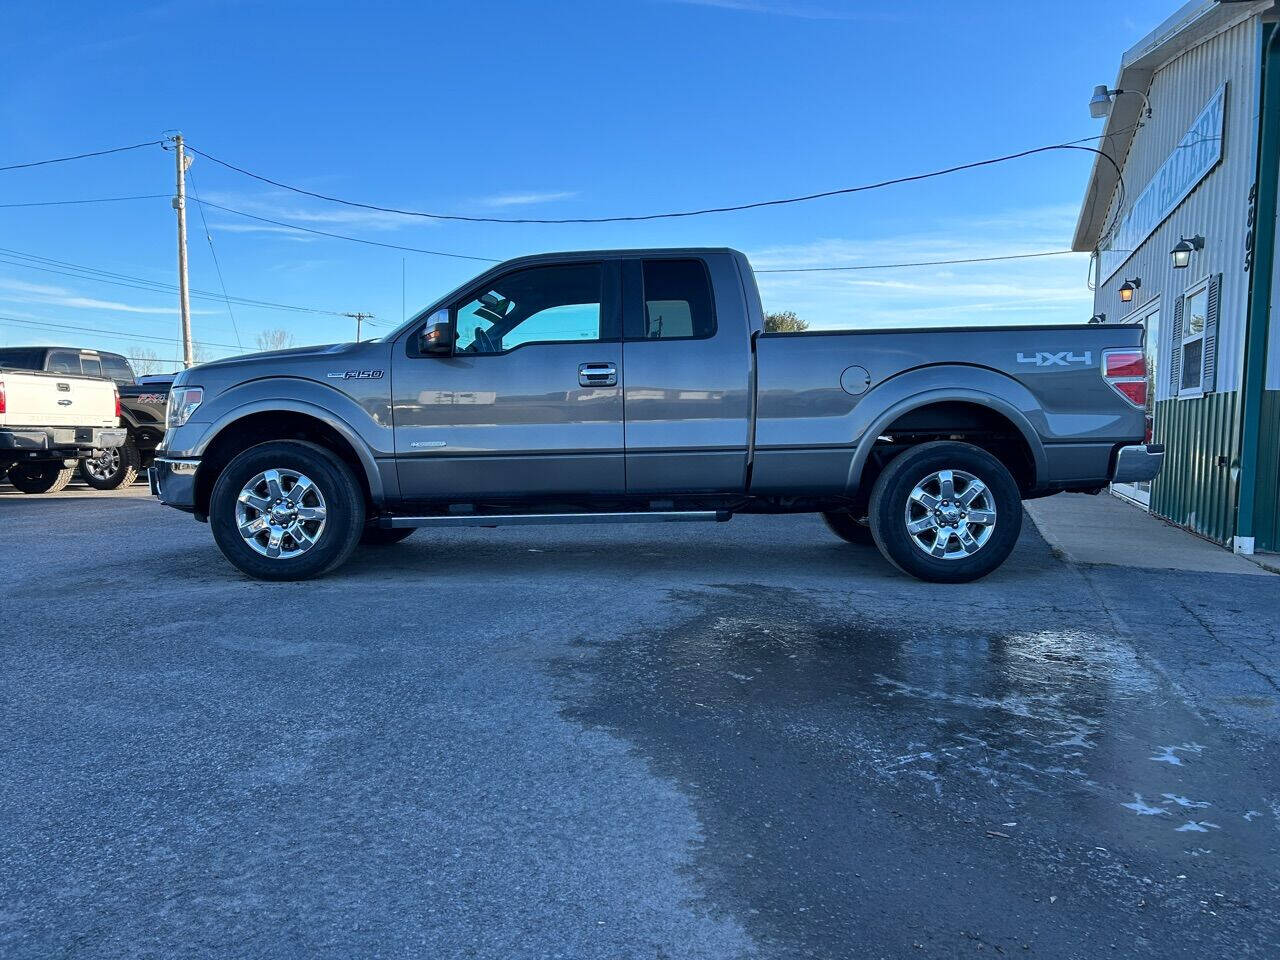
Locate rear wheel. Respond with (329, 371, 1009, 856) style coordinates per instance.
(868, 441, 1021, 583)
(209, 440, 365, 581)
(80, 438, 141, 490)
(7, 462, 75, 494)
(360, 526, 416, 546)
(821, 511, 875, 545)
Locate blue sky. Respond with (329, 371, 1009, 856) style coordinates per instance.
(0, 0, 1176, 370)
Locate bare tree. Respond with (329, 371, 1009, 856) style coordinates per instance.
(764, 310, 809, 333)
(256, 328, 297, 352)
(129, 347, 162, 376)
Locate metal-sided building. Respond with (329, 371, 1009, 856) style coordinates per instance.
(1073, 0, 1280, 554)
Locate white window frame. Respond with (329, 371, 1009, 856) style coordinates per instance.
(1177, 273, 1211, 399)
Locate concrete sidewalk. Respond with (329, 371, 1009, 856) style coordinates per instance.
(1024, 492, 1275, 576)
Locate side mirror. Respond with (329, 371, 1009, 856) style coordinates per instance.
(418, 310, 453, 356)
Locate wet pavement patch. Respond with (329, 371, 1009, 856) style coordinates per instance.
(559, 583, 1280, 958)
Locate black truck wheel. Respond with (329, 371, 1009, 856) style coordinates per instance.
(80, 438, 142, 490)
(821, 511, 875, 545)
(867, 441, 1022, 583)
(360, 526, 416, 546)
(209, 440, 365, 581)
(8, 462, 76, 494)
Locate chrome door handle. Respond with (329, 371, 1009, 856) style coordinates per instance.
(578, 362, 617, 387)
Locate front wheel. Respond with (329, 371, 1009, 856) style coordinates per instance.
(209, 440, 365, 581)
(867, 441, 1022, 583)
(80, 438, 141, 490)
(7, 462, 75, 494)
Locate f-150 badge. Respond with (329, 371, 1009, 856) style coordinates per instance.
(326, 369, 384, 379)
(1017, 351, 1092, 367)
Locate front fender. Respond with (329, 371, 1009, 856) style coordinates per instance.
(170, 377, 392, 504)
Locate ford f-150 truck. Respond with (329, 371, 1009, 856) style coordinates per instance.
(0, 347, 171, 488)
(152, 248, 1162, 582)
(0, 365, 126, 493)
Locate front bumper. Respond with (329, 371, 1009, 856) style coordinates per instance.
(0, 426, 127, 458)
(1111, 443, 1165, 484)
(151, 456, 200, 510)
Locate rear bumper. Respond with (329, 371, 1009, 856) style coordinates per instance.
(0, 426, 127, 458)
(1110, 443, 1165, 484)
(151, 456, 200, 510)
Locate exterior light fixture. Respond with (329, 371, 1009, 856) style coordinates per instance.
(1089, 84, 1152, 119)
(1088, 313, 1107, 324)
(1118, 278, 1141, 303)
(1171, 234, 1205, 269)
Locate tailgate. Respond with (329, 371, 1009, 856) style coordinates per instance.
(0, 373, 117, 427)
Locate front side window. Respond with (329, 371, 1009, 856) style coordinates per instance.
(101, 354, 136, 385)
(640, 259, 715, 340)
(1180, 280, 1208, 394)
(453, 262, 603, 355)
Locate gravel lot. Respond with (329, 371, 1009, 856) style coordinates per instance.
(2, 482, 1279, 959)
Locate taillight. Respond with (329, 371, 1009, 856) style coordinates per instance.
(1102, 349, 1146, 408)
(0, 380, 5, 414)
(114, 386, 121, 418)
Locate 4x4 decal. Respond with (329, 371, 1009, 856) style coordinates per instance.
(1017, 351, 1092, 367)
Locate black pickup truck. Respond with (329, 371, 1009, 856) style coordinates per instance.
(0, 347, 171, 488)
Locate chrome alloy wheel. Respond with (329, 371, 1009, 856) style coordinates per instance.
(903, 468, 996, 560)
(84, 447, 121, 480)
(234, 468, 327, 559)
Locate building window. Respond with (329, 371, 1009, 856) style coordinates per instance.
(1178, 276, 1210, 395)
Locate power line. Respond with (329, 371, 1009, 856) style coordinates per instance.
(756, 250, 1078, 273)
(195, 200, 501, 262)
(0, 245, 351, 317)
(187, 169, 244, 349)
(185, 133, 1125, 225)
(0, 314, 242, 350)
(0, 194, 168, 208)
(0, 140, 165, 174)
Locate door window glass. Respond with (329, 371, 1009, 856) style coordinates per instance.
(454, 262, 602, 355)
(640, 259, 715, 339)
(100, 354, 135, 384)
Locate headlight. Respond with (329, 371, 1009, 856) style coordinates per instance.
(166, 386, 204, 427)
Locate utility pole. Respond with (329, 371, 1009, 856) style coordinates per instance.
(171, 133, 194, 367)
(344, 312, 375, 342)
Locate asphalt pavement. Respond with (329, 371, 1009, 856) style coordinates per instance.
(1, 483, 1278, 959)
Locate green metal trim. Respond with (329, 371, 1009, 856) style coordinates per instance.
(1237, 22, 1280, 545)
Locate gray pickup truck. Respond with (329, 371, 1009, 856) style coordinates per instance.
(153, 247, 1161, 582)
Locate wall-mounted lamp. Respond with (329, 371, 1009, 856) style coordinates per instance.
(1089, 84, 1153, 120)
(1171, 234, 1205, 269)
(1118, 278, 1141, 303)
(1088, 313, 1107, 324)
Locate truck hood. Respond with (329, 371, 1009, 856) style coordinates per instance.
(193, 341, 360, 371)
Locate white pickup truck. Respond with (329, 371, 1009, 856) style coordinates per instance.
(0, 368, 127, 493)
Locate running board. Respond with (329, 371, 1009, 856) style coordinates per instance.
(382, 510, 731, 529)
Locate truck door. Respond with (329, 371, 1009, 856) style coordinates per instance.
(621, 254, 753, 493)
(391, 259, 625, 499)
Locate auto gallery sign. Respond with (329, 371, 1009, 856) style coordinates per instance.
(1099, 84, 1226, 282)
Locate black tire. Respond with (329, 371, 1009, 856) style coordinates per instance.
(80, 438, 142, 490)
(821, 511, 876, 545)
(867, 441, 1022, 583)
(8, 462, 75, 494)
(209, 440, 365, 581)
(360, 526, 417, 546)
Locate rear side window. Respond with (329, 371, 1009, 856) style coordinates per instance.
(639, 259, 715, 340)
(0, 348, 44, 370)
(47, 350, 80, 374)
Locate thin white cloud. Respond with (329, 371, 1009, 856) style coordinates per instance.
(477, 190, 578, 208)
(0, 277, 215, 316)
(199, 190, 425, 231)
